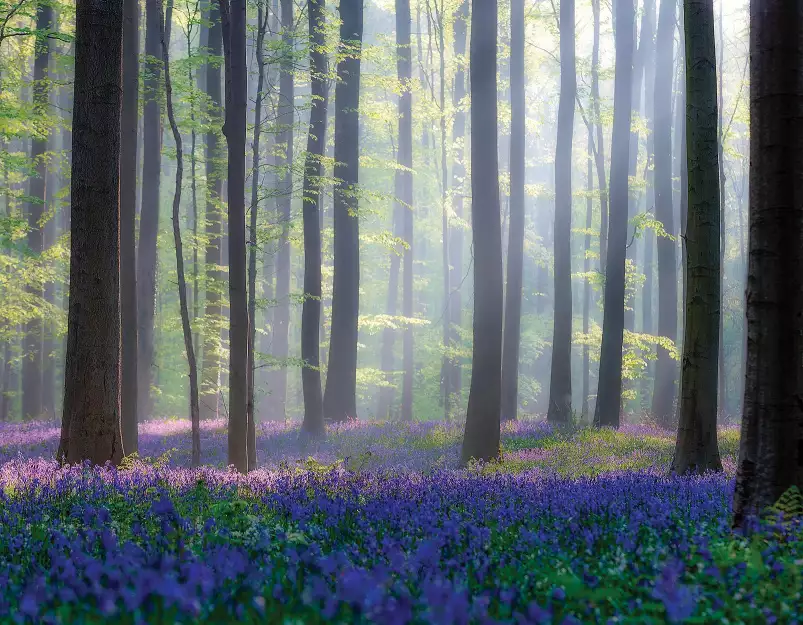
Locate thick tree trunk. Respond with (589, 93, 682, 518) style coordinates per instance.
(58, 0, 124, 466)
(461, 0, 502, 464)
(121, 0, 139, 453)
(323, 0, 363, 423)
(136, 0, 164, 423)
(161, 0, 201, 466)
(301, 0, 328, 436)
(733, 0, 803, 528)
(545, 0, 575, 424)
(593, 0, 634, 429)
(220, 0, 249, 472)
(672, 0, 722, 475)
(651, 0, 678, 426)
(22, 3, 53, 420)
(201, 2, 223, 421)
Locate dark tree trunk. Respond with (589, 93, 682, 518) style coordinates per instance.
(651, 0, 678, 426)
(201, 2, 223, 421)
(672, 0, 722, 475)
(732, 0, 803, 528)
(545, 0, 575, 424)
(220, 0, 249, 472)
(593, 0, 634, 429)
(136, 0, 164, 423)
(272, 0, 294, 421)
(591, 0, 608, 272)
(161, 0, 201, 466)
(323, 0, 363, 423)
(22, 2, 53, 419)
(121, 0, 139, 453)
(461, 0, 502, 464)
(58, 0, 124, 466)
(301, 0, 328, 436)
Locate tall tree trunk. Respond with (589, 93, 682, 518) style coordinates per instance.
(301, 0, 328, 436)
(201, 2, 223, 421)
(671, 0, 722, 475)
(545, 0, 575, 424)
(220, 0, 249, 473)
(582, 132, 593, 419)
(732, 0, 803, 528)
(121, 0, 139, 453)
(651, 0, 677, 426)
(448, 0, 468, 405)
(23, 2, 53, 419)
(591, 0, 608, 272)
(461, 0, 502, 464)
(272, 0, 294, 420)
(161, 0, 201, 466)
(323, 0, 363, 423)
(137, 0, 164, 423)
(716, 0, 726, 419)
(593, 0, 635, 429)
(58, 0, 124, 466)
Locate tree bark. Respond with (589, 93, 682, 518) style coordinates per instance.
(671, 0, 722, 475)
(301, 0, 328, 436)
(651, 0, 678, 426)
(121, 0, 139, 453)
(323, 0, 363, 423)
(733, 0, 803, 528)
(545, 0, 575, 424)
(591, 0, 608, 272)
(582, 132, 593, 419)
(593, 0, 634, 429)
(461, 0, 502, 464)
(58, 0, 124, 467)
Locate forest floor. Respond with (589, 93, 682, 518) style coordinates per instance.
(0, 417, 800, 624)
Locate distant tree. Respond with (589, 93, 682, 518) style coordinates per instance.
(593, 0, 634, 429)
(545, 0, 575, 424)
(219, 0, 249, 472)
(461, 0, 502, 464)
(671, 0, 722, 475)
(121, 0, 139, 454)
(591, 0, 608, 270)
(58, 0, 124, 466)
(301, 0, 327, 437)
(323, 0, 363, 423)
(732, 0, 803, 528)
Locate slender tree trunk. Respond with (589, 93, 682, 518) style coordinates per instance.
(582, 132, 593, 419)
(376, 212, 401, 418)
(301, 0, 328, 436)
(593, 0, 634, 429)
(461, 0, 502, 464)
(58, 0, 124, 466)
(545, 0, 575, 424)
(591, 0, 608, 272)
(161, 0, 201, 466)
(136, 0, 164, 423)
(672, 0, 722, 475)
(121, 0, 139, 453)
(220, 0, 249, 473)
(732, 0, 803, 528)
(23, 3, 53, 419)
(716, 0, 726, 419)
(201, 2, 223, 421)
(188, 26, 200, 348)
(323, 0, 363, 423)
(651, 0, 678, 425)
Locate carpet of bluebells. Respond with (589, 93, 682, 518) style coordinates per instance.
(1, 417, 801, 624)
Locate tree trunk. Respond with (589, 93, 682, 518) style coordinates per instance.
(732, 0, 803, 528)
(301, 0, 328, 436)
(582, 132, 593, 419)
(201, 1, 223, 421)
(220, 0, 249, 473)
(161, 0, 201, 466)
(593, 0, 634, 429)
(58, 0, 124, 466)
(136, 0, 164, 423)
(651, 0, 677, 426)
(591, 0, 608, 272)
(121, 0, 139, 453)
(22, 2, 53, 420)
(461, 0, 502, 464)
(545, 0, 575, 424)
(671, 0, 722, 475)
(323, 0, 363, 423)
(716, 0, 726, 420)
